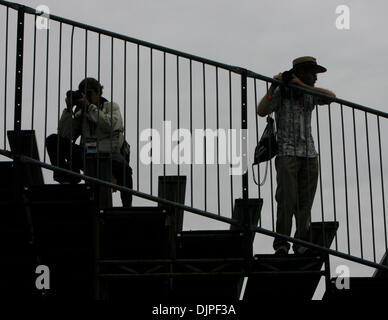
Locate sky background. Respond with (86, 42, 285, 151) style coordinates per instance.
(1, 0, 388, 299)
(18, 0, 387, 109)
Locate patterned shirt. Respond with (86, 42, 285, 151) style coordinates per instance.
(267, 87, 319, 158)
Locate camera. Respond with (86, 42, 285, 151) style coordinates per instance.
(66, 90, 83, 102)
(281, 70, 293, 84)
(280, 70, 304, 99)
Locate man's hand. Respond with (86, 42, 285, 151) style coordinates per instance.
(274, 72, 282, 81)
(65, 97, 78, 111)
(65, 94, 90, 112)
(269, 72, 282, 91)
(289, 74, 336, 103)
(77, 93, 91, 109)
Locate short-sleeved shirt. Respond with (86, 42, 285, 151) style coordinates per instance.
(267, 87, 318, 158)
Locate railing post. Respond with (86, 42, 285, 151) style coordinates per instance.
(241, 69, 248, 200)
(12, 7, 25, 193)
(14, 6, 25, 151)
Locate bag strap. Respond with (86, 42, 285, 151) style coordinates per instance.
(252, 161, 269, 186)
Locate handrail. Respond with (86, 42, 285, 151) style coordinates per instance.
(2, 148, 388, 273)
(0, 0, 386, 118)
(246, 70, 388, 118)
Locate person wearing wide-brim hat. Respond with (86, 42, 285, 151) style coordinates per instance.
(257, 56, 336, 256)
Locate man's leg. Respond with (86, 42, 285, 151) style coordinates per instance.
(293, 156, 318, 253)
(45, 134, 83, 183)
(111, 154, 133, 207)
(273, 156, 299, 253)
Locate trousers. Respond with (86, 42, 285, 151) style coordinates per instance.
(46, 134, 133, 207)
(273, 156, 319, 251)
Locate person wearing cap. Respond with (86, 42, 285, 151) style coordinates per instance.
(46, 77, 133, 207)
(257, 56, 336, 255)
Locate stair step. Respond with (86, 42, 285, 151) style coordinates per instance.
(243, 254, 325, 301)
(99, 207, 171, 260)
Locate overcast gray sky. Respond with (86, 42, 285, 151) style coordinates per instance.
(17, 0, 388, 110)
(1, 0, 388, 299)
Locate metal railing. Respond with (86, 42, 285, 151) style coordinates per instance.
(1, 0, 387, 273)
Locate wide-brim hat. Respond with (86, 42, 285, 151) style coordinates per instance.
(291, 56, 327, 73)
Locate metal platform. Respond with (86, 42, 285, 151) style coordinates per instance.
(243, 254, 325, 301)
(243, 221, 339, 301)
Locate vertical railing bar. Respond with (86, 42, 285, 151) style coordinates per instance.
(229, 71, 234, 215)
(14, 7, 24, 154)
(69, 26, 74, 172)
(328, 104, 338, 250)
(123, 40, 127, 188)
(268, 133, 275, 230)
(110, 37, 114, 184)
(31, 12, 36, 130)
(189, 59, 193, 207)
(216, 66, 220, 216)
(3, 7, 8, 149)
(266, 82, 274, 231)
(163, 52, 166, 198)
(56, 22, 62, 170)
(353, 108, 364, 259)
(241, 70, 248, 200)
(253, 79, 260, 199)
(176, 55, 181, 206)
(340, 104, 351, 254)
(377, 116, 388, 252)
(365, 112, 376, 262)
(302, 96, 312, 244)
(315, 104, 327, 248)
(203, 63, 207, 211)
(83, 29, 88, 175)
(43, 22, 50, 163)
(96, 32, 101, 181)
(290, 89, 300, 239)
(136, 44, 140, 191)
(150, 48, 153, 195)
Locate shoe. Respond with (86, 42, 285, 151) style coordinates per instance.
(54, 173, 81, 185)
(294, 246, 308, 255)
(294, 246, 318, 256)
(275, 246, 289, 256)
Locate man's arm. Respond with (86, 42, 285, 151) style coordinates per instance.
(290, 75, 336, 105)
(86, 102, 123, 134)
(257, 73, 281, 117)
(58, 98, 82, 141)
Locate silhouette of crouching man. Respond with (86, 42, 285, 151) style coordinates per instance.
(46, 77, 133, 207)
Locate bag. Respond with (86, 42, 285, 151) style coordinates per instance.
(253, 116, 278, 164)
(120, 140, 130, 163)
(252, 116, 278, 186)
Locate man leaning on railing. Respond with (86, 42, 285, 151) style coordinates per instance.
(45, 77, 133, 207)
(257, 56, 336, 256)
